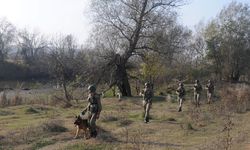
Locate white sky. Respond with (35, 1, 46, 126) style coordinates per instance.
(178, 0, 250, 29)
(0, 0, 250, 44)
(0, 0, 91, 44)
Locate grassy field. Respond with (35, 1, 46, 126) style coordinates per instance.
(1, 90, 250, 150)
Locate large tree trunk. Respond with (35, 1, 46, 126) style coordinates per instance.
(117, 75, 131, 97)
(62, 81, 71, 101)
(112, 54, 132, 97)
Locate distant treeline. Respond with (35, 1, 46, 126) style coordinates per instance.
(0, 62, 49, 80)
(0, 1, 250, 97)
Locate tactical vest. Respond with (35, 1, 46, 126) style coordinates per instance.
(207, 84, 214, 93)
(194, 84, 202, 93)
(177, 87, 185, 97)
(143, 89, 153, 102)
(88, 94, 99, 113)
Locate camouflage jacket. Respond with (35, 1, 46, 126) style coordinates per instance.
(87, 93, 102, 114)
(194, 83, 202, 93)
(206, 83, 214, 93)
(142, 88, 153, 102)
(176, 86, 185, 97)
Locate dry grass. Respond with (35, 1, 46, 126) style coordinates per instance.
(0, 89, 75, 108)
(220, 84, 250, 113)
(1, 84, 250, 150)
(0, 119, 67, 149)
(0, 91, 8, 107)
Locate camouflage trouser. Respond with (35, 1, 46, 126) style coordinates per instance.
(143, 100, 151, 121)
(207, 92, 213, 103)
(178, 96, 184, 108)
(194, 92, 200, 107)
(88, 112, 97, 132)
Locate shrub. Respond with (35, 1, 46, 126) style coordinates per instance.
(11, 93, 23, 106)
(187, 123, 194, 130)
(25, 107, 40, 114)
(220, 84, 250, 113)
(41, 120, 68, 132)
(167, 117, 177, 122)
(0, 110, 15, 116)
(0, 91, 8, 107)
(101, 115, 118, 122)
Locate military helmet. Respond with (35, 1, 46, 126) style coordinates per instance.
(208, 80, 211, 83)
(195, 80, 199, 83)
(179, 82, 183, 86)
(145, 82, 151, 87)
(88, 85, 96, 93)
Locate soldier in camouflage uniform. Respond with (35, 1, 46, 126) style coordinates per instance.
(141, 82, 154, 123)
(193, 80, 202, 107)
(176, 82, 185, 112)
(82, 85, 102, 138)
(205, 80, 214, 104)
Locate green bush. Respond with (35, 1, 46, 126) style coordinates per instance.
(42, 120, 68, 132)
(25, 107, 40, 114)
(187, 123, 194, 130)
(0, 110, 15, 116)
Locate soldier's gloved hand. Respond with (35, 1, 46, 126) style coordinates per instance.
(81, 110, 87, 115)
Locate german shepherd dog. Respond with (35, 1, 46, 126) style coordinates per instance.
(74, 115, 90, 139)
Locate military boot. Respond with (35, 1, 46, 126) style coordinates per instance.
(178, 107, 182, 112)
(91, 130, 97, 138)
(144, 117, 149, 123)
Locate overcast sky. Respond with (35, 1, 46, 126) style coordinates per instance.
(0, 0, 250, 44)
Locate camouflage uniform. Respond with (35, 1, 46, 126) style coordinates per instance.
(205, 80, 214, 104)
(141, 83, 153, 123)
(176, 83, 185, 112)
(82, 85, 102, 138)
(193, 80, 202, 107)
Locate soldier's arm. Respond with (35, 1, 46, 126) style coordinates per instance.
(97, 96, 102, 114)
(140, 90, 145, 96)
(176, 89, 179, 95)
(96, 96, 102, 119)
(82, 103, 90, 115)
(82, 96, 90, 113)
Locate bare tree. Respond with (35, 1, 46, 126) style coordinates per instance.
(0, 18, 16, 62)
(90, 0, 186, 96)
(17, 29, 48, 65)
(48, 35, 80, 104)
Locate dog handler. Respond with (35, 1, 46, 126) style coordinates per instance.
(82, 85, 102, 138)
(141, 82, 154, 123)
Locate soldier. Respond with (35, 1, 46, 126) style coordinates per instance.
(193, 80, 202, 107)
(141, 82, 154, 123)
(82, 85, 102, 138)
(205, 80, 214, 104)
(176, 82, 185, 112)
